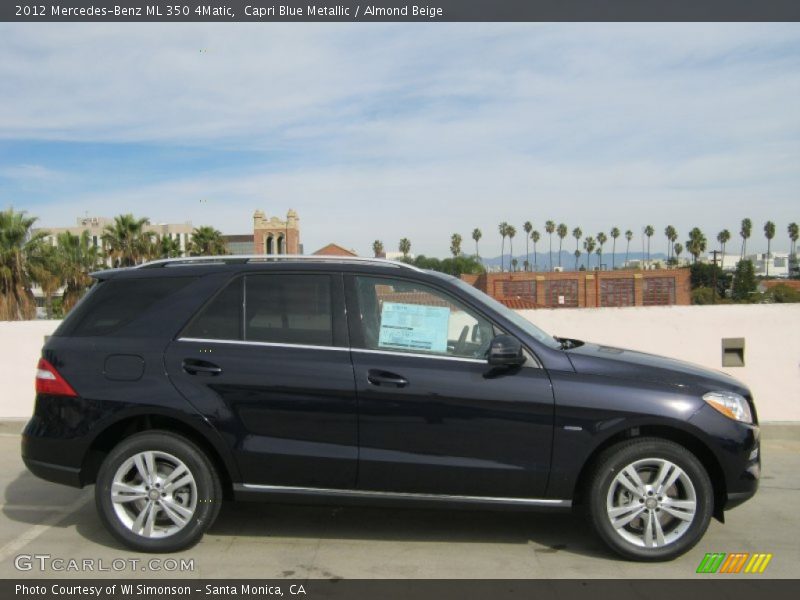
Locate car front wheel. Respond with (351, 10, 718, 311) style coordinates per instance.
(587, 437, 714, 561)
(95, 431, 222, 552)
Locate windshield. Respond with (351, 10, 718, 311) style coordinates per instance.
(436, 273, 562, 350)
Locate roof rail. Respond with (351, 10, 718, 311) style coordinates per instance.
(135, 254, 422, 272)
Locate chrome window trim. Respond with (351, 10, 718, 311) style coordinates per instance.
(236, 483, 571, 507)
(176, 337, 489, 363)
(352, 347, 487, 364)
(177, 337, 349, 352)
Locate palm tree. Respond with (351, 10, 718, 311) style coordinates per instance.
(583, 236, 596, 271)
(372, 240, 384, 258)
(596, 232, 608, 270)
(188, 226, 227, 256)
(610, 227, 620, 269)
(523, 221, 533, 271)
(531, 230, 541, 271)
(644, 225, 655, 267)
(545, 220, 556, 272)
(507, 226, 517, 267)
(740, 218, 752, 259)
(57, 231, 100, 312)
(624, 229, 634, 267)
(0, 209, 48, 320)
(101, 214, 155, 267)
(27, 242, 62, 319)
(472, 228, 482, 259)
(669, 227, 679, 264)
(498, 222, 509, 271)
(511, 258, 519, 272)
(572, 227, 582, 271)
(450, 233, 463, 258)
(788, 222, 799, 257)
(717, 229, 731, 269)
(686, 227, 707, 264)
(158, 235, 183, 259)
(574, 249, 581, 271)
(556, 223, 568, 268)
(664, 226, 676, 263)
(764, 221, 776, 277)
(399, 238, 411, 259)
(674, 242, 684, 263)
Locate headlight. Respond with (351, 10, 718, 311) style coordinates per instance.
(703, 391, 753, 424)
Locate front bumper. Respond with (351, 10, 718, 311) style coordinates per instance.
(689, 404, 760, 511)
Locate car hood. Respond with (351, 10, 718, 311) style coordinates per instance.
(564, 342, 748, 394)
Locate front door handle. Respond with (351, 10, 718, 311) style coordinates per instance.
(182, 359, 222, 376)
(367, 369, 408, 388)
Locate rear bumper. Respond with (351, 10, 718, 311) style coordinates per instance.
(21, 455, 82, 488)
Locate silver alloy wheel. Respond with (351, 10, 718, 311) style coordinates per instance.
(606, 458, 697, 548)
(111, 450, 198, 539)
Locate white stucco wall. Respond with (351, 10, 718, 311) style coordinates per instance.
(0, 320, 61, 420)
(1, 305, 798, 421)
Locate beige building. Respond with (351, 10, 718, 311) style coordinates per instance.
(37, 216, 194, 255)
(253, 209, 301, 255)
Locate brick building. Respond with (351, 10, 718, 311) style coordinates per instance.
(313, 243, 358, 257)
(464, 269, 691, 308)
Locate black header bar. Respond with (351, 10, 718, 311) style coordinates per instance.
(4, 1, 800, 22)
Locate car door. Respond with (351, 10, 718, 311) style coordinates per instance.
(345, 274, 555, 498)
(165, 271, 358, 489)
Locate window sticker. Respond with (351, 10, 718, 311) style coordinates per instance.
(378, 302, 450, 353)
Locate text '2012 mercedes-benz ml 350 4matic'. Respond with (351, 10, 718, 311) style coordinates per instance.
(22, 256, 760, 560)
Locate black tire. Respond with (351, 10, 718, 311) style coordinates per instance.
(587, 437, 713, 561)
(95, 430, 222, 553)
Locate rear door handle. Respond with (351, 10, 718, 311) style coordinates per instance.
(182, 360, 222, 376)
(367, 369, 408, 388)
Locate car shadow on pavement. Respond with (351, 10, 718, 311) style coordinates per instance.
(3, 470, 612, 560)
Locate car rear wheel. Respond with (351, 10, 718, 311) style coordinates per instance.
(587, 437, 713, 561)
(95, 431, 222, 552)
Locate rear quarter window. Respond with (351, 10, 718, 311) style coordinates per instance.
(61, 277, 195, 337)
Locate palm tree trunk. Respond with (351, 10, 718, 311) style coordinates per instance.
(766, 240, 771, 276)
(526, 239, 530, 272)
(500, 238, 505, 272)
(548, 237, 553, 272)
(612, 240, 616, 269)
(625, 241, 630, 266)
(558, 239, 563, 268)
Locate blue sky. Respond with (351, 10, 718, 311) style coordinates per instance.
(1, 23, 798, 256)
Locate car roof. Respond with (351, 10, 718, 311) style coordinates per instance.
(90, 254, 435, 280)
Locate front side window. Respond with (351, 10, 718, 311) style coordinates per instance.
(354, 276, 494, 359)
(245, 274, 333, 347)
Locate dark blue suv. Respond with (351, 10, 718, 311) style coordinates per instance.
(22, 256, 760, 560)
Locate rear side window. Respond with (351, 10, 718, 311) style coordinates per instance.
(183, 278, 243, 340)
(65, 277, 194, 337)
(245, 274, 333, 346)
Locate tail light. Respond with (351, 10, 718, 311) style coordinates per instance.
(35, 358, 78, 397)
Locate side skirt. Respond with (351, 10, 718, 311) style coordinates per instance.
(232, 483, 572, 511)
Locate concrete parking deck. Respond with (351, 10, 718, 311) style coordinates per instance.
(1, 421, 797, 579)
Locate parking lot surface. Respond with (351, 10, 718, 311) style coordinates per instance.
(1, 422, 797, 579)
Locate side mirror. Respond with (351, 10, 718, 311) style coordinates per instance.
(487, 334, 526, 368)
